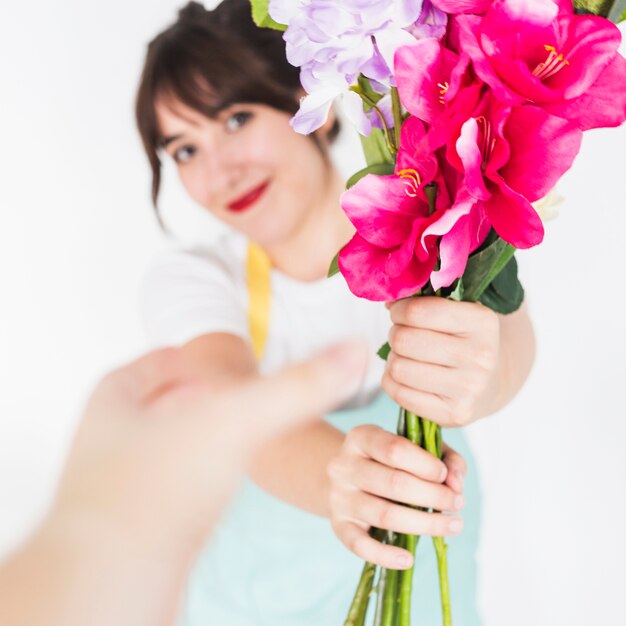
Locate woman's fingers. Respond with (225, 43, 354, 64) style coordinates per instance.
(345, 491, 464, 537)
(330, 456, 463, 512)
(388, 297, 491, 335)
(442, 443, 467, 494)
(388, 325, 462, 367)
(381, 372, 457, 426)
(347, 425, 447, 483)
(385, 352, 453, 397)
(332, 520, 414, 570)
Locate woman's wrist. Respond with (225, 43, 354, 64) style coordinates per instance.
(477, 305, 534, 419)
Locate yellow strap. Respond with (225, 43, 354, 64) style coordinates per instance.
(246, 242, 272, 361)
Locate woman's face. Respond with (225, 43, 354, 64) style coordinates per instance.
(155, 97, 334, 247)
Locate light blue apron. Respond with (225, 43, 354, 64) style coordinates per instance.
(179, 244, 482, 626)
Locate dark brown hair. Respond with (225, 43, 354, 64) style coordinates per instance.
(135, 0, 339, 215)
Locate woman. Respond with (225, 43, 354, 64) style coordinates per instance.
(136, 1, 535, 624)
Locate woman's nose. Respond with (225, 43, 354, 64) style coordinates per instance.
(198, 143, 242, 202)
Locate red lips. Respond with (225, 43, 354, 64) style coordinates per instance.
(227, 181, 270, 213)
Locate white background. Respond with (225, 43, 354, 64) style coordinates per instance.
(1, 2, 625, 625)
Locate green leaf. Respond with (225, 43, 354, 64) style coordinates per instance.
(328, 251, 340, 278)
(448, 278, 464, 302)
(377, 342, 391, 361)
(608, 0, 626, 21)
(573, 0, 613, 15)
(359, 128, 394, 167)
(249, 0, 287, 30)
(346, 163, 395, 189)
(461, 234, 517, 303)
(357, 75, 385, 107)
(478, 255, 525, 314)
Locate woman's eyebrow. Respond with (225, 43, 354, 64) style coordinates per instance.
(160, 135, 182, 148)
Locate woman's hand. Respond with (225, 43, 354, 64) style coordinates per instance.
(327, 425, 466, 569)
(382, 297, 502, 427)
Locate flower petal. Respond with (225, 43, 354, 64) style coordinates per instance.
(497, 106, 582, 201)
(396, 116, 439, 181)
(484, 176, 544, 248)
(338, 233, 435, 301)
(550, 14, 623, 100)
(456, 118, 491, 201)
(543, 54, 626, 130)
(341, 175, 425, 248)
(341, 90, 373, 136)
(375, 27, 419, 80)
(456, 15, 526, 105)
(291, 89, 340, 134)
(431, 0, 491, 13)
(395, 39, 461, 124)
(497, 0, 558, 26)
(430, 214, 472, 291)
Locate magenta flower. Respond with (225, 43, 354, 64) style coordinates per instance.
(396, 40, 583, 249)
(338, 118, 490, 300)
(394, 37, 473, 129)
(431, 0, 492, 14)
(456, 0, 626, 130)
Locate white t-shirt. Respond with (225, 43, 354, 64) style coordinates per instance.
(141, 230, 392, 408)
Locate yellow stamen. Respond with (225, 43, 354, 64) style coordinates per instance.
(532, 44, 570, 81)
(437, 81, 449, 105)
(397, 168, 422, 198)
(475, 116, 497, 166)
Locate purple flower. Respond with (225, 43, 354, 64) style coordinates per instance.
(269, 0, 440, 134)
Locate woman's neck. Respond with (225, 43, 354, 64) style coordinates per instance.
(265, 167, 354, 282)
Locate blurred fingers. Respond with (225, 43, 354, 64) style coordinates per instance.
(99, 347, 191, 405)
(217, 340, 368, 444)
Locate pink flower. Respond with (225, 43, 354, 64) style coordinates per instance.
(338, 118, 489, 300)
(456, 0, 626, 130)
(396, 40, 583, 249)
(431, 0, 492, 14)
(395, 37, 476, 147)
(395, 37, 470, 126)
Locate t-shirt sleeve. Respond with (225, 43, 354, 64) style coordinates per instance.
(140, 248, 250, 348)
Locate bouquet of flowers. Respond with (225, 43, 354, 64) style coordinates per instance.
(250, 0, 626, 623)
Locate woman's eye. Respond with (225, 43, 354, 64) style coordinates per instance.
(173, 145, 196, 164)
(225, 111, 252, 132)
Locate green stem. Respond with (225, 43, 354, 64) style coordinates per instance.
(344, 561, 377, 626)
(381, 565, 400, 626)
(422, 418, 452, 626)
(373, 561, 389, 626)
(396, 411, 423, 625)
(433, 537, 452, 626)
(397, 534, 419, 626)
(390, 87, 403, 152)
(351, 86, 397, 155)
(397, 406, 407, 437)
